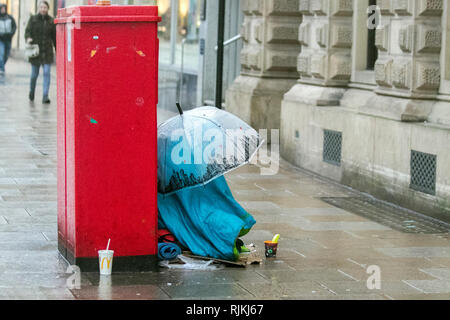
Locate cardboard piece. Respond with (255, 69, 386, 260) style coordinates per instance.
(182, 244, 262, 267)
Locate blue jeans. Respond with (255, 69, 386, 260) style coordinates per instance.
(0, 40, 12, 72)
(30, 64, 51, 98)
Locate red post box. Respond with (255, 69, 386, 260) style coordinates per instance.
(55, 4, 161, 271)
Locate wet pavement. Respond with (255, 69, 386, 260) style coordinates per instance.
(1, 59, 450, 300)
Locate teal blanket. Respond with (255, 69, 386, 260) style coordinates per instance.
(158, 176, 256, 261)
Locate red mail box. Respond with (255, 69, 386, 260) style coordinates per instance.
(55, 4, 161, 271)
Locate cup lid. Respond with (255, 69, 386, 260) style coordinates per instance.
(98, 250, 114, 253)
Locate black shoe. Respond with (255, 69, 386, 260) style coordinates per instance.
(29, 92, 35, 101)
(42, 96, 50, 104)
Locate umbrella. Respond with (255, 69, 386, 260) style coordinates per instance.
(157, 104, 264, 195)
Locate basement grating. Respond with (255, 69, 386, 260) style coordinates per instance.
(320, 197, 450, 234)
(410, 150, 436, 196)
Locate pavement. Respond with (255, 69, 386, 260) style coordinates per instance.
(1, 58, 450, 300)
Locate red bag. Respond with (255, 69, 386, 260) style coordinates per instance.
(157, 229, 176, 243)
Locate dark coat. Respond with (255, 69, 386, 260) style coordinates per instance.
(0, 4, 17, 42)
(24, 13, 56, 65)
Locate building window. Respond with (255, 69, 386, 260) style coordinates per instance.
(366, 0, 378, 70)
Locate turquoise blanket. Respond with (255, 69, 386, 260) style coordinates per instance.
(158, 176, 256, 261)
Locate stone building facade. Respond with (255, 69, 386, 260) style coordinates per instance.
(226, 0, 450, 220)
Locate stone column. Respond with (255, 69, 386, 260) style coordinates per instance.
(225, 0, 301, 135)
(291, 0, 354, 106)
(363, 0, 443, 121)
(298, 0, 353, 86)
(440, 0, 450, 98)
(429, 0, 450, 126)
(280, 0, 354, 174)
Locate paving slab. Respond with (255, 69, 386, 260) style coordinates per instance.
(317, 280, 422, 296)
(71, 284, 171, 300)
(376, 247, 450, 258)
(239, 280, 336, 299)
(159, 283, 254, 299)
(0, 287, 75, 300)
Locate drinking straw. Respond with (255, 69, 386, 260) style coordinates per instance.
(106, 238, 111, 251)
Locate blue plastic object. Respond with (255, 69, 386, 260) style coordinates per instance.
(158, 176, 256, 261)
(158, 242, 182, 260)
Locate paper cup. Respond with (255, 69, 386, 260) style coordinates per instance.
(264, 241, 278, 258)
(98, 250, 114, 275)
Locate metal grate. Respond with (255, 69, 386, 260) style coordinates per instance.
(323, 129, 342, 166)
(321, 197, 450, 234)
(410, 150, 436, 196)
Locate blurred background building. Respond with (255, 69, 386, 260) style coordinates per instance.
(1, 0, 243, 114)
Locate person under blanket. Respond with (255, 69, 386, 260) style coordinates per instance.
(157, 175, 256, 261)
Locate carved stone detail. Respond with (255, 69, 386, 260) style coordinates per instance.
(241, 21, 250, 43)
(392, 60, 412, 89)
(374, 0, 442, 98)
(316, 24, 328, 48)
(299, 0, 312, 15)
(330, 0, 353, 16)
(375, 25, 389, 52)
(311, 54, 326, 79)
(265, 50, 298, 72)
(248, 47, 263, 71)
(267, 0, 301, 16)
(377, 0, 393, 15)
(417, 0, 443, 16)
(299, 23, 310, 46)
(398, 25, 414, 53)
(416, 25, 442, 53)
(240, 48, 250, 70)
(329, 53, 352, 80)
(298, 53, 311, 76)
(267, 23, 300, 44)
(393, 0, 413, 15)
(255, 21, 264, 43)
(252, 0, 264, 15)
(415, 62, 441, 90)
(297, 0, 353, 86)
(331, 24, 353, 48)
(241, 0, 252, 15)
(311, 0, 327, 15)
(239, 0, 302, 78)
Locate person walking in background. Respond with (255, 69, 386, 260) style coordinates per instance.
(0, 3, 17, 76)
(25, 1, 56, 104)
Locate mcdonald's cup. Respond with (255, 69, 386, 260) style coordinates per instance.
(98, 250, 114, 275)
